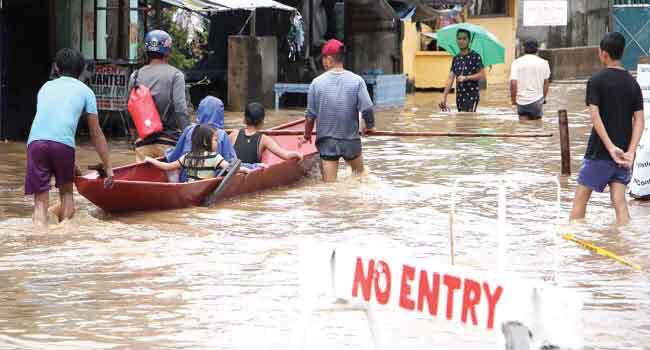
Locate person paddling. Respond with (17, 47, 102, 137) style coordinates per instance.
(302, 39, 375, 182)
(229, 102, 302, 168)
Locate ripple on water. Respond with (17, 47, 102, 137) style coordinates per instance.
(0, 86, 648, 348)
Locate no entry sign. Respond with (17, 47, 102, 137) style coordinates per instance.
(299, 244, 584, 347)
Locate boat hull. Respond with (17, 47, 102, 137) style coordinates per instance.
(75, 119, 318, 212)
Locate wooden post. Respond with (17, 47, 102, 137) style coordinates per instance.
(559, 110, 571, 175)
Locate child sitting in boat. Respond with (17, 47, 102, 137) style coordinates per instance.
(229, 102, 303, 168)
(145, 124, 231, 182)
(165, 96, 237, 182)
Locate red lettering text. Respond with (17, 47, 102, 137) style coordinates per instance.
(483, 282, 503, 330)
(461, 278, 481, 326)
(374, 260, 391, 305)
(352, 257, 374, 301)
(399, 265, 416, 310)
(417, 271, 440, 316)
(443, 275, 462, 320)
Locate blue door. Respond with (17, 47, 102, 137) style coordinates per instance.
(613, 1, 650, 70)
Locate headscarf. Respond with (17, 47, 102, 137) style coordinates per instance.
(165, 96, 237, 181)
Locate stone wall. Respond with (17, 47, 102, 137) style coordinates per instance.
(538, 46, 601, 80)
(227, 36, 278, 111)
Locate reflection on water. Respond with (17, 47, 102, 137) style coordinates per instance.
(0, 84, 649, 349)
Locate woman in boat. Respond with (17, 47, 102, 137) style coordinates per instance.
(145, 124, 230, 182)
(165, 96, 237, 181)
(229, 102, 303, 168)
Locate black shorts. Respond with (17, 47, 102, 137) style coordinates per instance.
(317, 137, 362, 161)
(456, 95, 479, 112)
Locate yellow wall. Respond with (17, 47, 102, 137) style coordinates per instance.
(414, 52, 453, 89)
(402, 0, 518, 86)
(402, 20, 420, 83)
(468, 16, 517, 84)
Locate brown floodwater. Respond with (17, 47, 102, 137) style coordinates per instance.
(0, 83, 648, 349)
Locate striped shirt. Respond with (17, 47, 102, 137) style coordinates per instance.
(306, 70, 373, 141)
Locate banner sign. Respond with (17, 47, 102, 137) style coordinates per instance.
(630, 64, 650, 198)
(89, 64, 130, 111)
(523, 1, 567, 27)
(308, 246, 585, 347)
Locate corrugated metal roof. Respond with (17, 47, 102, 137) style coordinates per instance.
(161, 0, 295, 12)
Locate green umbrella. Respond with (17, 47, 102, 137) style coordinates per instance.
(436, 23, 505, 66)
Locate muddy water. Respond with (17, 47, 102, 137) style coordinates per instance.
(0, 84, 649, 349)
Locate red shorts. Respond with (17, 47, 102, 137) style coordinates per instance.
(24, 140, 75, 195)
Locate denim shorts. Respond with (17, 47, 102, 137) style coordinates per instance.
(517, 98, 544, 118)
(577, 158, 631, 193)
(316, 137, 362, 161)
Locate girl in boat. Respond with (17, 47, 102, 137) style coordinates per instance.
(145, 124, 231, 182)
(165, 96, 237, 182)
(229, 102, 303, 168)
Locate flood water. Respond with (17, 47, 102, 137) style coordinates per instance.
(0, 83, 648, 349)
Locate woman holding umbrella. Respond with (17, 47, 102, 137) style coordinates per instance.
(437, 24, 505, 112)
(440, 29, 485, 112)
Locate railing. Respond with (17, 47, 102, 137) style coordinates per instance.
(614, 0, 650, 6)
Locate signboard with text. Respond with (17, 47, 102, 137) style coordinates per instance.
(89, 64, 130, 111)
(630, 64, 650, 198)
(300, 244, 584, 347)
(523, 1, 567, 27)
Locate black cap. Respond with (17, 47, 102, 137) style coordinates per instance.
(523, 39, 539, 52)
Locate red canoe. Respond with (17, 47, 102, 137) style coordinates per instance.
(75, 118, 318, 212)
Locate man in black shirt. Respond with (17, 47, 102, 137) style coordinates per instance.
(440, 29, 486, 112)
(570, 32, 645, 225)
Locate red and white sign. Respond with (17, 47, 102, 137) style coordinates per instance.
(299, 245, 584, 347)
(90, 64, 131, 111)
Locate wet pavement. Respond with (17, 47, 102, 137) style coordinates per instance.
(0, 83, 648, 349)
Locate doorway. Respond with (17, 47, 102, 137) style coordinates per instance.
(0, 0, 52, 140)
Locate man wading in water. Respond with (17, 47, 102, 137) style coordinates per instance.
(128, 30, 190, 162)
(570, 32, 644, 225)
(440, 29, 486, 112)
(302, 39, 375, 182)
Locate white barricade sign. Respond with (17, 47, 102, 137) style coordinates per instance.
(523, 1, 568, 27)
(630, 64, 650, 198)
(309, 246, 583, 348)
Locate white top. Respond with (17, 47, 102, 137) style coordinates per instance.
(510, 54, 551, 105)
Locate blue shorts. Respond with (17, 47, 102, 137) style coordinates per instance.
(577, 159, 630, 193)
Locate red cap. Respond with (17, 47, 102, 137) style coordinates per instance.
(321, 39, 344, 56)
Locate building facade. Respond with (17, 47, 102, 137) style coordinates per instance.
(0, 0, 150, 140)
(517, 0, 610, 50)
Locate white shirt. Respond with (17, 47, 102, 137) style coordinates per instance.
(510, 54, 551, 105)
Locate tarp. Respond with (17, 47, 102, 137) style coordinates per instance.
(161, 0, 295, 12)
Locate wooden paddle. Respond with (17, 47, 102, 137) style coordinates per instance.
(249, 130, 553, 138)
(202, 159, 242, 207)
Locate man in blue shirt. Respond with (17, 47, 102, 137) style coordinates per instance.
(25, 48, 113, 228)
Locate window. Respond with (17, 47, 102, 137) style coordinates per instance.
(54, 0, 148, 62)
(96, 0, 108, 60)
(82, 0, 96, 58)
(128, 0, 139, 61)
(469, 0, 508, 17)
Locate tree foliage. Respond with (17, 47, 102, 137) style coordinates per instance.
(149, 6, 208, 71)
